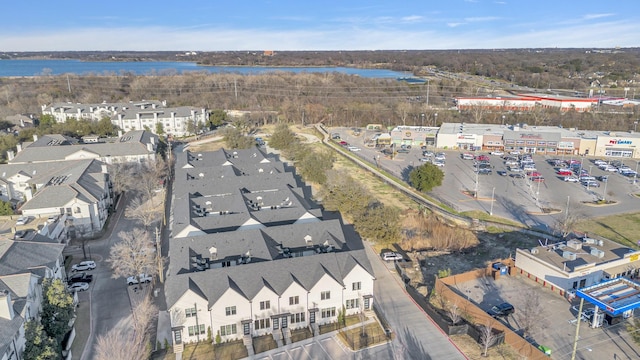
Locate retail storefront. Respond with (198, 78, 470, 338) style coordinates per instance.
(503, 131, 560, 155)
(390, 126, 438, 147)
(595, 136, 640, 158)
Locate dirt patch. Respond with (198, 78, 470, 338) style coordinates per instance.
(450, 334, 520, 360)
(411, 230, 543, 289)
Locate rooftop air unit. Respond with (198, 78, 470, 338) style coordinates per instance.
(530, 248, 539, 254)
(566, 240, 582, 250)
(590, 248, 605, 258)
(563, 251, 577, 261)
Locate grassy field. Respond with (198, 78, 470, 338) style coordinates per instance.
(576, 212, 640, 248)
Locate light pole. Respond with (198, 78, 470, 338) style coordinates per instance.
(490, 187, 495, 215)
(434, 113, 438, 126)
(536, 179, 541, 208)
(426, 79, 430, 108)
(602, 176, 609, 202)
(475, 162, 479, 198)
(589, 165, 593, 176)
(634, 161, 639, 184)
(502, 115, 505, 126)
(635, 120, 638, 132)
(421, 113, 425, 127)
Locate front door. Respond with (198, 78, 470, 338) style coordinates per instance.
(310, 311, 316, 324)
(173, 330, 182, 344)
(243, 322, 250, 336)
(272, 317, 279, 330)
(364, 297, 371, 310)
(281, 316, 288, 329)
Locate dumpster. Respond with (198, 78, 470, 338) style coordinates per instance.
(492, 262, 508, 275)
(538, 345, 552, 356)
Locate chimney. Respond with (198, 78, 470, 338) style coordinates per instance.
(101, 164, 108, 174)
(0, 290, 13, 320)
(147, 143, 154, 152)
(118, 130, 123, 137)
(16, 143, 22, 153)
(162, 100, 167, 107)
(150, 137, 156, 145)
(7, 150, 14, 161)
(33, 134, 39, 142)
(152, 103, 156, 109)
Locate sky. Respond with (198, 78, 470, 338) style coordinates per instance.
(1, 0, 639, 51)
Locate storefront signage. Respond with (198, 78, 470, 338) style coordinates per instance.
(457, 134, 476, 140)
(405, 132, 412, 137)
(609, 139, 632, 145)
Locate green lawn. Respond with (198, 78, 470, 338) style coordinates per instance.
(577, 212, 640, 248)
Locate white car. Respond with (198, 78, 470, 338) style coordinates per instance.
(563, 176, 579, 183)
(347, 146, 361, 152)
(604, 166, 618, 172)
(433, 161, 445, 167)
(15, 216, 30, 226)
(381, 252, 403, 261)
(72, 261, 96, 272)
(490, 151, 504, 156)
(67, 282, 89, 292)
(127, 274, 152, 285)
(419, 157, 431, 163)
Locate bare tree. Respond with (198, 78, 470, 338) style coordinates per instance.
(515, 288, 544, 338)
(447, 301, 462, 325)
(554, 210, 583, 239)
(95, 296, 158, 360)
(480, 318, 498, 357)
(107, 229, 157, 285)
(108, 162, 135, 195)
(130, 159, 167, 206)
(125, 196, 163, 231)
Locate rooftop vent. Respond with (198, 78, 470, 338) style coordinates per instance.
(531, 248, 539, 254)
(305, 234, 313, 248)
(590, 248, 605, 258)
(563, 251, 577, 261)
(209, 246, 217, 260)
(582, 237, 596, 244)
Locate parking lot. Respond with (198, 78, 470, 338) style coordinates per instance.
(455, 274, 639, 360)
(332, 127, 640, 230)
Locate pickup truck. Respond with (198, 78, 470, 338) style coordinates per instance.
(68, 272, 93, 284)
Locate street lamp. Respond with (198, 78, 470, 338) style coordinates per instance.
(602, 176, 609, 202)
(474, 162, 479, 198)
(634, 161, 639, 184)
(502, 115, 505, 126)
(635, 120, 638, 132)
(589, 165, 593, 176)
(434, 113, 438, 126)
(490, 187, 495, 215)
(421, 113, 425, 127)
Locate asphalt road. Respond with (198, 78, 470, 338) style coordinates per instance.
(333, 127, 640, 231)
(63, 193, 143, 360)
(365, 243, 467, 360)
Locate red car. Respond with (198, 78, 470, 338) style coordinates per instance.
(557, 169, 572, 176)
(528, 171, 542, 177)
(339, 141, 348, 147)
(475, 155, 490, 161)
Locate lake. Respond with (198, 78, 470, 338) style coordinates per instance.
(0, 59, 410, 78)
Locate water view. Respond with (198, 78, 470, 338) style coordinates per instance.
(0, 59, 409, 78)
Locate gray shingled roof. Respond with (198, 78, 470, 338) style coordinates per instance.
(0, 311, 24, 358)
(0, 239, 64, 276)
(9, 130, 156, 164)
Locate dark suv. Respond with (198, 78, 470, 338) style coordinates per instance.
(488, 302, 514, 318)
(68, 272, 93, 284)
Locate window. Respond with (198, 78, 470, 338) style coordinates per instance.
(220, 324, 237, 336)
(260, 300, 270, 310)
(290, 312, 305, 324)
(225, 306, 236, 316)
(289, 296, 299, 305)
(346, 299, 360, 310)
(321, 291, 330, 300)
(352, 282, 361, 291)
(254, 318, 270, 330)
(321, 307, 336, 319)
(185, 307, 196, 318)
(188, 324, 205, 336)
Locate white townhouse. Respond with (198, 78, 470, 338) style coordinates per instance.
(42, 100, 208, 137)
(165, 148, 376, 354)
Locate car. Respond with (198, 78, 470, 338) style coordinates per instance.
(497, 170, 507, 176)
(475, 155, 490, 162)
(15, 216, 30, 226)
(338, 141, 348, 146)
(47, 214, 59, 223)
(530, 176, 545, 182)
(400, 144, 411, 149)
(509, 173, 525, 178)
(604, 166, 619, 172)
(419, 157, 431, 163)
(434, 154, 446, 161)
(582, 180, 600, 188)
(127, 273, 152, 285)
(488, 302, 515, 318)
(68, 272, 93, 284)
(509, 150, 521, 155)
(593, 160, 607, 165)
(596, 175, 609, 182)
(476, 168, 492, 175)
(13, 230, 28, 239)
(72, 261, 96, 272)
(461, 153, 474, 160)
(509, 167, 523, 173)
(381, 252, 403, 261)
(423, 150, 434, 157)
(490, 151, 504, 156)
(433, 161, 445, 167)
(563, 176, 580, 183)
(528, 171, 542, 177)
(347, 146, 361, 152)
(331, 133, 341, 140)
(557, 170, 573, 176)
(67, 282, 90, 292)
(396, 149, 410, 154)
